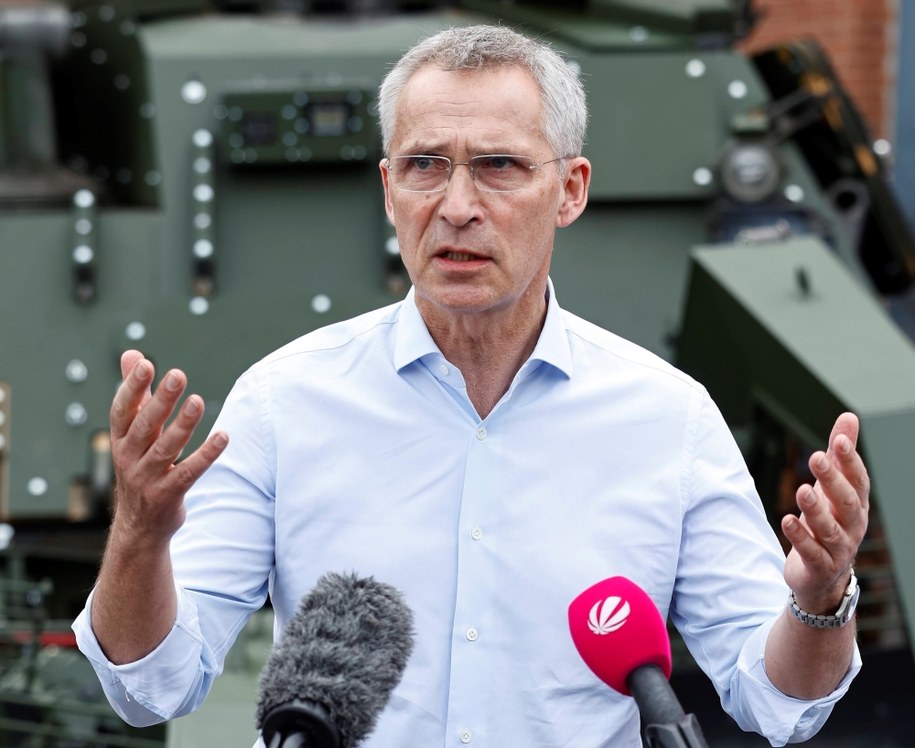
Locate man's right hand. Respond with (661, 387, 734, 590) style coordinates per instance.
(109, 350, 229, 543)
(90, 351, 228, 664)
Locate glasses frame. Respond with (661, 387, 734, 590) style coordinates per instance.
(384, 154, 572, 193)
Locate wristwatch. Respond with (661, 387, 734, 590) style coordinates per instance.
(788, 570, 860, 629)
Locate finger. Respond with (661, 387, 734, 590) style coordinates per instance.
(141, 393, 205, 471)
(110, 356, 155, 441)
(825, 412, 859, 459)
(831, 431, 871, 512)
(794, 480, 847, 553)
(781, 510, 828, 568)
(125, 369, 188, 453)
(163, 430, 230, 495)
(809, 445, 868, 534)
(119, 349, 146, 381)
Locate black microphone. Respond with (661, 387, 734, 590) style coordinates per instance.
(568, 576, 710, 748)
(255, 572, 415, 748)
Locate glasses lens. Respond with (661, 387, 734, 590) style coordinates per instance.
(471, 155, 535, 192)
(390, 156, 450, 192)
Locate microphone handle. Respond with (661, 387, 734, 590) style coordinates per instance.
(627, 664, 686, 726)
(627, 665, 710, 748)
(644, 714, 711, 748)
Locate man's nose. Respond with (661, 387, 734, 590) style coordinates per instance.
(438, 163, 480, 225)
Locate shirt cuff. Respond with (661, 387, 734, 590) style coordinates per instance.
(72, 583, 206, 726)
(730, 616, 862, 746)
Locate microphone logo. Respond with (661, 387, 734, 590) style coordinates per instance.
(588, 595, 631, 635)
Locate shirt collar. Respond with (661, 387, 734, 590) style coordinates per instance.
(393, 288, 441, 372)
(393, 279, 573, 379)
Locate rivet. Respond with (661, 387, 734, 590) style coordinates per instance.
(74, 189, 95, 208)
(784, 184, 805, 203)
(73, 245, 93, 264)
(311, 294, 332, 314)
(189, 297, 210, 316)
(629, 25, 649, 42)
(685, 59, 706, 78)
(66, 402, 88, 426)
(728, 80, 749, 99)
(193, 129, 213, 148)
(181, 80, 207, 105)
(193, 184, 214, 203)
(66, 359, 89, 382)
(125, 321, 146, 341)
(193, 239, 214, 259)
(692, 167, 713, 187)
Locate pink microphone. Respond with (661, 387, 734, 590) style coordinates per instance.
(568, 576, 709, 747)
(567, 576, 671, 695)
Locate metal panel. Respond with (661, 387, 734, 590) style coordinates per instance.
(677, 236, 915, 646)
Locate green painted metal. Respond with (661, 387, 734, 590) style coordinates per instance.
(677, 236, 915, 644)
(1, 0, 914, 743)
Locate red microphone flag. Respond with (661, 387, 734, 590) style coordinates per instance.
(568, 576, 672, 695)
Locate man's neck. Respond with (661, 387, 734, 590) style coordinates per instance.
(418, 293, 547, 419)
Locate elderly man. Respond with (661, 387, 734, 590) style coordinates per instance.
(74, 24, 867, 747)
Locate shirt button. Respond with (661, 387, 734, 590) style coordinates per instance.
(439, 364, 449, 377)
(475, 425, 487, 440)
(460, 729, 473, 744)
(470, 526, 483, 541)
(465, 626, 478, 642)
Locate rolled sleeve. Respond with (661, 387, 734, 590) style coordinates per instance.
(72, 583, 209, 726)
(726, 616, 863, 746)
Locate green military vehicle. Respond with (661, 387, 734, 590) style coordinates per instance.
(1, 0, 913, 744)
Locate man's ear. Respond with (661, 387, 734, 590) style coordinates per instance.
(380, 159, 395, 225)
(556, 156, 591, 229)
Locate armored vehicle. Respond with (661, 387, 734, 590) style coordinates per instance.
(1, 0, 914, 744)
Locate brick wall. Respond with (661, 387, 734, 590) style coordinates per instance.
(739, 0, 897, 140)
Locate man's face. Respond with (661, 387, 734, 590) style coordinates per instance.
(380, 65, 589, 321)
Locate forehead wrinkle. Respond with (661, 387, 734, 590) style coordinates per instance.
(396, 116, 545, 158)
(391, 66, 547, 157)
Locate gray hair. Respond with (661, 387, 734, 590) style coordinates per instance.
(377, 24, 588, 159)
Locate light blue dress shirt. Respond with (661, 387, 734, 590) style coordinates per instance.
(74, 283, 860, 747)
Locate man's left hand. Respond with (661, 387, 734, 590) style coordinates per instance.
(781, 412, 870, 613)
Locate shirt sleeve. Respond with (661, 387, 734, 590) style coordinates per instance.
(71, 366, 276, 726)
(671, 390, 861, 745)
(728, 616, 862, 746)
(72, 583, 210, 726)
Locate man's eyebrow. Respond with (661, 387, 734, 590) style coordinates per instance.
(394, 144, 526, 156)
(394, 142, 447, 155)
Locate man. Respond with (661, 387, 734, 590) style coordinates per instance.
(74, 24, 868, 747)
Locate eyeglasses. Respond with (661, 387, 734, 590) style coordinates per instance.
(385, 154, 570, 193)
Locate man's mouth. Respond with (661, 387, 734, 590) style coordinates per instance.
(442, 251, 479, 262)
(436, 247, 487, 263)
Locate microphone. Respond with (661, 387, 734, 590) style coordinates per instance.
(255, 571, 415, 748)
(568, 576, 710, 748)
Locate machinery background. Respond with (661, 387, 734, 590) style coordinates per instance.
(1, 0, 914, 744)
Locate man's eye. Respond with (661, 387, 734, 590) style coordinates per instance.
(477, 156, 522, 171)
(411, 157, 444, 171)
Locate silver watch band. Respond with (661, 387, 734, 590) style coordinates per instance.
(787, 570, 859, 629)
